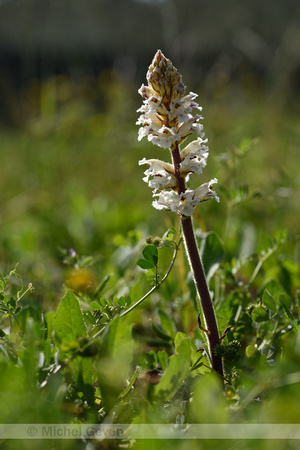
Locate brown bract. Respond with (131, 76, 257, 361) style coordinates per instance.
(147, 50, 185, 108)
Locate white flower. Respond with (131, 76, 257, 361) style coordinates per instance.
(176, 115, 204, 143)
(180, 137, 209, 159)
(137, 51, 219, 217)
(180, 138, 209, 176)
(137, 83, 204, 149)
(139, 158, 176, 192)
(152, 179, 219, 217)
(136, 112, 178, 149)
(168, 92, 202, 124)
(138, 84, 156, 100)
(193, 178, 220, 203)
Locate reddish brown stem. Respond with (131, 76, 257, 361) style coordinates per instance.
(181, 217, 223, 377)
(171, 144, 223, 378)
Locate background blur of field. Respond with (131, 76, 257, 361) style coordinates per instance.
(0, 0, 299, 304)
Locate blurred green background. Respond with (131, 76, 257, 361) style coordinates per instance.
(0, 0, 299, 303)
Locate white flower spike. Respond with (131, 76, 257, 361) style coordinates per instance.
(137, 50, 219, 218)
(136, 50, 223, 378)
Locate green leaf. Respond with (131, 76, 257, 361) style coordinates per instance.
(158, 309, 176, 340)
(90, 301, 102, 311)
(82, 310, 96, 325)
(162, 227, 177, 244)
(258, 279, 282, 302)
(136, 259, 155, 270)
(71, 356, 94, 386)
(94, 274, 110, 297)
(97, 316, 134, 412)
(200, 232, 224, 282)
(263, 289, 277, 312)
(118, 366, 140, 399)
(162, 226, 177, 239)
(99, 298, 108, 307)
(145, 350, 157, 369)
(157, 350, 169, 371)
(8, 298, 16, 309)
(232, 185, 249, 205)
(117, 296, 131, 307)
(281, 305, 300, 335)
(190, 373, 228, 422)
(142, 245, 158, 266)
(54, 290, 86, 345)
(154, 334, 191, 402)
(279, 293, 292, 310)
(100, 316, 133, 363)
(151, 321, 173, 341)
(251, 306, 269, 322)
(191, 358, 204, 372)
(174, 331, 208, 376)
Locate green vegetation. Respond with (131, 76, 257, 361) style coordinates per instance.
(0, 73, 299, 450)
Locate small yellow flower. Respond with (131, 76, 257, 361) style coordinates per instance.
(65, 267, 97, 293)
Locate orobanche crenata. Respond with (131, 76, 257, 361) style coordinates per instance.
(137, 50, 224, 378)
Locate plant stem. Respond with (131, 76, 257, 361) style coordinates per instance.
(181, 217, 223, 377)
(171, 144, 223, 378)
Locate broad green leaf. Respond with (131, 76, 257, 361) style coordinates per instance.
(246, 344, 260, 359)
(71, 357, 95, 410)
(154, 334, 191, 402)
(262, 289, 277, 312)
(99, 298, 108, 307)
(54, 290, 86, 345)
(100, 316, 133, 363)
(190, 374, 228, 422)
(142, 245, 158, 266)
(136, 258, 155, 270)
(71, 356, 94, 386)
(174, 331, 190, 349)
(117, 296, 131, 307)
(251, 306, 269, 322)
(297, 290, 300, 321)
(158, 309, 176, 340)
(200, 232, 224, 282)
(97, 316, 134, 412)
(175, 332, 208, 376)
(90, 301, 102, 311)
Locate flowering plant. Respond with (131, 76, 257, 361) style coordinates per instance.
(137, 50, 223, 377)
(137, 50, 219, 217)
